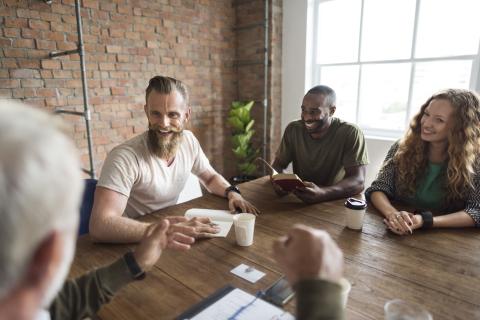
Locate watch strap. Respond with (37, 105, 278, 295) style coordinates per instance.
(123, 251, 146, 280)
(225, 185, 241, 198)
(420, 210, 434, 229)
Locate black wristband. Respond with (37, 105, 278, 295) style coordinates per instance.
(123, 251, 146, 280)
(419, 211, 434, 229)
(225, 185, 241, 198)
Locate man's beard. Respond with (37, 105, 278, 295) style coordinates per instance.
(303, 118, 328, 133)
(147, 125, 183, 160)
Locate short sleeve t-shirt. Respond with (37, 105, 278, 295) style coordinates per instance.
(97, 130, 213, 218)
(275, 118, 369, 186)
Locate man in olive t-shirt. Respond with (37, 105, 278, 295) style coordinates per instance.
(272, 85, 369, 204)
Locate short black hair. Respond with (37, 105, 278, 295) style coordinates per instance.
(306, 85, 336, 107)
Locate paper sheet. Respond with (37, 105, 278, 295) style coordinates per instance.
(189, 288, 295, 320)
(185, 208, 233, 237)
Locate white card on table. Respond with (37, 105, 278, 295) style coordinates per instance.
(230, 264, 266, 283)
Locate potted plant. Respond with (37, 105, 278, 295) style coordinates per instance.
(228, 100, 259, 184)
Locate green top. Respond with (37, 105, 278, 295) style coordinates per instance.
(410, 162, 446, 211)
(275, 118, 369, 186)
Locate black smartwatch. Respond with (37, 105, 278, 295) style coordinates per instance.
(123, 251, 146, 280)
(225, 185, 241, 198)
(419, 210, 434, 229)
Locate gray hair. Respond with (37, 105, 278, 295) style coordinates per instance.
(306, 85, 336, 107)
(0, 100, 82, 299)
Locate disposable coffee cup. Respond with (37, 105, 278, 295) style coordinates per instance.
(233, 213, 256, 246)
(344, 198, 367, 230)
(339, 277, 351, 308)
(384, 299, 432, 320)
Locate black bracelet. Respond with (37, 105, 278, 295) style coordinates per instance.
(123, 251, 146, 280)
(419, 211, 434, 229)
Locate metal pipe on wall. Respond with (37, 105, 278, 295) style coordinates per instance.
(74, 0, 96, 178)
(262, 0, 269, 176)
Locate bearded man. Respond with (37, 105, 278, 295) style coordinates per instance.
(90, 76, 258, 243)
(271, 85, 369, 204)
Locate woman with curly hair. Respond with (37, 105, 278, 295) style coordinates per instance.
(365, 89, 480, 235)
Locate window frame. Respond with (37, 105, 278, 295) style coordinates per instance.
(309, 0, 480, 139)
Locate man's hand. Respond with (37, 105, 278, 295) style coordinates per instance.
(165, 216, 221, 238)
(273, 224, 343, 286)
(270, 175, 289, 197)
(227, 192, 260, 215)
(292, 181, 325, 204)
(133, 220, 176, 272)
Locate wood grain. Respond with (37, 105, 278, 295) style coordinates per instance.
(70, 177, 480, 319)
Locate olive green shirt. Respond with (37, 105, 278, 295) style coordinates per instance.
(275, 118, 369, 186)
(49, 257, 134, 320)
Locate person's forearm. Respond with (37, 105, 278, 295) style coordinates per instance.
(90, 216, 150, 243)
(204, 173, 230, 197)
(370, 191, 399, 218)
(317, 176, 364, 202)
(433, 210, 475, 228)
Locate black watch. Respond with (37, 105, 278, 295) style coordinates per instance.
(123, 251, 146, 280)
(225, 185, 241, 198)
(419, 210, 434, 229)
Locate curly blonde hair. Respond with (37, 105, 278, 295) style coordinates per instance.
(394, 89, 480, 203)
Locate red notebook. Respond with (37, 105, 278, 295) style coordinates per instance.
(256, 158, 306, 192)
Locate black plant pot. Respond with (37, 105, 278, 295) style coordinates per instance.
(230, 175, 258, 185)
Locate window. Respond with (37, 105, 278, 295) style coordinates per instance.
(310, 0, 480, 138)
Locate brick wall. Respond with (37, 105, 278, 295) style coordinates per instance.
(230, 0, 282, 178)
(0, 0, 281, 178)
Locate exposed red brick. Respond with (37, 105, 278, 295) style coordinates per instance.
(4, 48, 26, 58)
(0, 0, 282, 176)
(35, 39, 56, 50)
(41, 59, 61, 69)
(12, 38, 35, 48)
(28, 19, 50, 30)
(4, 18, 28, 28)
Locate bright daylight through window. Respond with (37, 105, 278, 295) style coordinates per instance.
(310, 0, 480, 138)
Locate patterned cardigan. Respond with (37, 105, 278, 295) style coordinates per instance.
(365, 142, 480, 226)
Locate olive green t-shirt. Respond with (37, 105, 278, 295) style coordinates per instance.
(275, 118, 369, 186)
(408, 162, 446, 211)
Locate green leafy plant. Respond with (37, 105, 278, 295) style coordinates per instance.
(228, 101, 258, 176)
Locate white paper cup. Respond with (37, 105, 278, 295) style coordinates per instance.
(339, 277, 351, 308)
(233, 213, 256, 246)
(344, 198, 367, 230)
(384, 299, 432, 320)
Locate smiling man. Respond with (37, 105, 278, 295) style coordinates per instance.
(271, 85, 369, 204)
(90, 76, 258, 243)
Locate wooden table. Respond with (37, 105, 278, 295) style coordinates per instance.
(71, 177, 480, 319)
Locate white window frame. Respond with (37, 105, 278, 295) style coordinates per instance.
(309, 0, 480, 139)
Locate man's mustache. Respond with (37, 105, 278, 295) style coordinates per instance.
(149, 125, 182, 133)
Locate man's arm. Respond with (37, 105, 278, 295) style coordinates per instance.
(294, 165, 366, 204)
(197, 169, 259, 214)
(273, 224, 344, 320)
(89, 187, 151, 243)
(51, 221, 190, 320)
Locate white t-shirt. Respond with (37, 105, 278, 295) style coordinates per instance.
(97, 130, 213, 218)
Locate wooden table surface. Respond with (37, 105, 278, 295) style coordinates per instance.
(71, 177, 480, 319)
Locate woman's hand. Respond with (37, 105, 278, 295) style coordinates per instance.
(383, 211, 416, 235)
